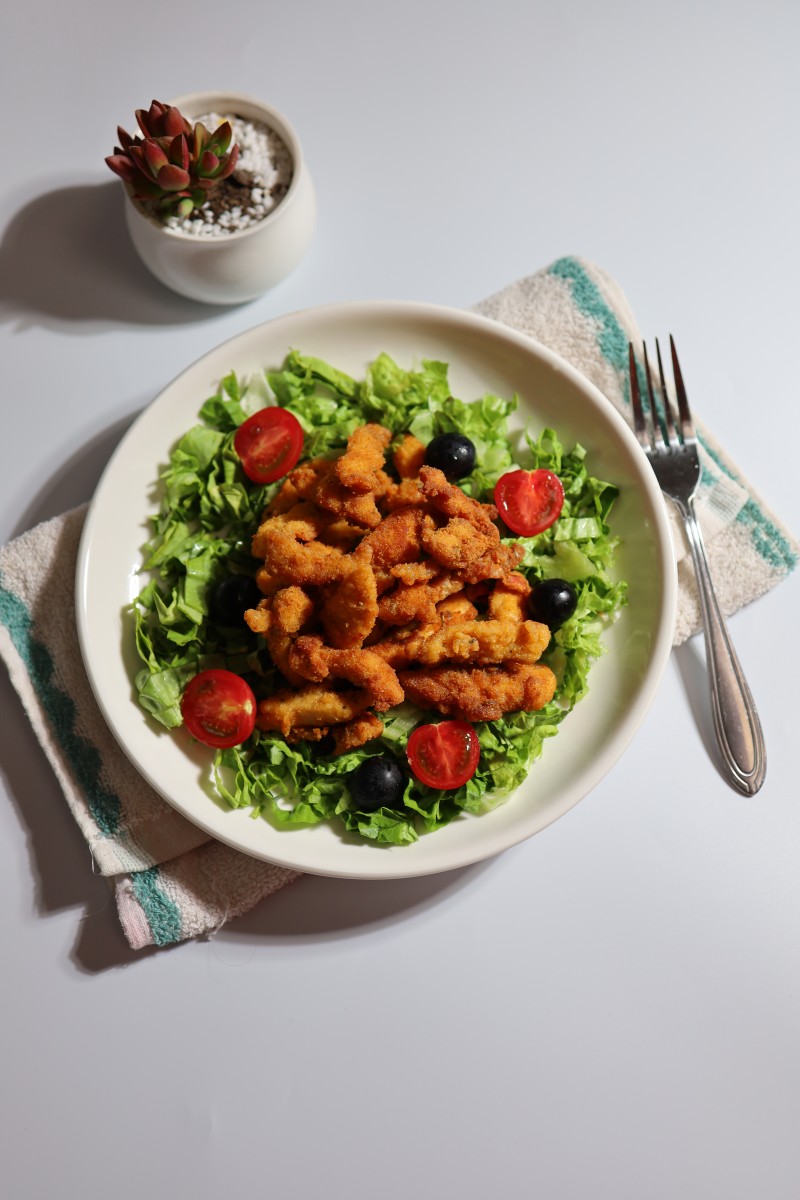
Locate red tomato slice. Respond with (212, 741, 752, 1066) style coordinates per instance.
(233, 407, 304, 484)
(406, 720, 481, 790)
(180, 669, 256, 749)
(494, 469, 565, 537)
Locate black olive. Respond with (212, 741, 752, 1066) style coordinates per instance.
(528, 578, 578, 630)
(348, 756, 406, 812)
(423, 433, 476, 480)
(211, 574, 262, 626)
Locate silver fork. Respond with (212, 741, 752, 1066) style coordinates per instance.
(628, 337, 766, 796)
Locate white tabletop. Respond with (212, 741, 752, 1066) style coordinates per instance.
(2, 3, 799, 1197)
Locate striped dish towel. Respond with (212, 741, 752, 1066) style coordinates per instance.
(1, 257, 797, 949)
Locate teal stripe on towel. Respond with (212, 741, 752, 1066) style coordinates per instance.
(0, 577, 122, 835)
(548, 256, 798, 574)
(131, 867, 183, 946)
(548, 256, 631, 375)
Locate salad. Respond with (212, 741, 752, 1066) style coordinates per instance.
(132, 351, 627, 844)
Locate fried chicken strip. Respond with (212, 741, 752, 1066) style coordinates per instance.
(334, 423, 392, 493)
(283, 712, 385, 755)
(392, 434, 426, 479)
(421, 516, 491, 571)
(258, 524, 348, 586)
(418, 467, 524, 582)
(262, 459, 333, 525)
(436, 595, 479, 625)
(487, 573, 532, 623)
(355, 507, 429, 569)
(377, 572, 464, 626)
(383, 478, 426, 512)
(320, 560, 379, 649)
(313, 473, 384, 529)
(331, 712, 384, 755)
(244, 586, 316, 686)
(289, 635, 404, 711)
(256, 686, 373, 736)
(418, 465, 499, 533)
(399, 661, 557, 722)
(372, 618, 551, 668)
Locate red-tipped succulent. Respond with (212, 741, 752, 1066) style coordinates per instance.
(106, 100, 240, 220)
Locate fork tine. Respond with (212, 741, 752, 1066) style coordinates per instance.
(655, 338, 679, 447)
(642, 342, 668, 449)
(669, 335, 696, 442)
(627, 343, 650, 449)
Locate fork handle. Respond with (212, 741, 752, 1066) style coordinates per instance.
(679, 497, 767, 795)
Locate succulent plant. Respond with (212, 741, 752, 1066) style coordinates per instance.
(106, 100, 240, 220)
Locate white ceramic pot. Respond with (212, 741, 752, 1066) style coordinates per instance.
(122, 91, 316, 305)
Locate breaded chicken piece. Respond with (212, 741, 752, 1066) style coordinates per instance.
(282, 712, 385, 755)
(419, 465, 498, 533)
(289, 635, 404, 711)
(390, 561, 440, 586)
(245, 587, 316, 687)
(355, 507, 429, 570)
(251, 502, 329, 559)
(422, 517, 491, 571)
(377, 572, 464, 626)
(257, 686, 373, 736)
(263, 458, 332, 522)
(273, 585, 315, 634)
(284, 725, 331, 744)
(487, 573, 532, 623)
(418, 467, 525, 582)
(258, 525, 348, 586)
(456, 539, 525, 585)
(320, 560, 379, 649)
(436, 595, 479, 625)
(383, 478, 426, 512)
(314, 473, 383, 529)
(255, 566, 283, 596)
(243, 598, 271, 634)
(398, 661, 557, 722)
(334, 423, 392, 493)
(392, 433, 426, 479)
(331, 712, 384, 755)
(318, 519, 364, 551)
(372, 618, 551, 668)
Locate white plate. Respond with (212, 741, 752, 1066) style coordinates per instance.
(75, 301, 676, 879)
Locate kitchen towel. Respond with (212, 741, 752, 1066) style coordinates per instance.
(1, 256, 797, 949)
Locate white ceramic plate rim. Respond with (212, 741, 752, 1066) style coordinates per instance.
(76, 300, 677, 879)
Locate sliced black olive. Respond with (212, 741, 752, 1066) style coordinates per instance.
(423, 433, 476, 480)
(528, 578, 578, 630)
(211, 574, 262, 626)
(348, 756, 406, 812)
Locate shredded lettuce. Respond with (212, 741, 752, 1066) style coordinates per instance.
(132, 353, 628, 843)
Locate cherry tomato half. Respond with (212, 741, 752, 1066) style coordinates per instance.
(406, 720, 481, 790)
(233, 407, 304, 484)
(494, 469, 564, 537)
(180, 669, 256, 749)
